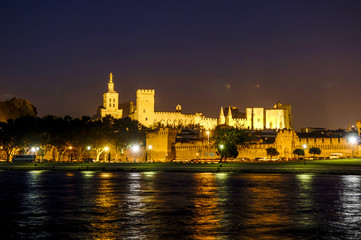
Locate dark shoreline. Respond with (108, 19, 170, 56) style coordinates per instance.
(2, 160, 361, 174)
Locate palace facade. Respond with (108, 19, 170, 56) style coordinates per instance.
(146, 128, 360, 162)
(95, 73, 292, 130)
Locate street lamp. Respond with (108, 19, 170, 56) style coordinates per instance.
(206, 131, 210, 159)
(132, 145, 140, 162)
(219, 144, 224, 156)
(302, 144, 307, 165)
(104, 146, 109, 162)
(31, 147, 39, 160)
(348, 136, 357, 158)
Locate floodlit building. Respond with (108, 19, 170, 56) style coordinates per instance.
(145, 128, 360, 162)
(95, 73, 123, 119)
(95, 73, 292, 131)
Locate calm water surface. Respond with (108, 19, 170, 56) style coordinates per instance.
(0, 171, 361, 239)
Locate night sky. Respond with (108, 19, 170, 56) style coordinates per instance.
(1, 1, 361, 130)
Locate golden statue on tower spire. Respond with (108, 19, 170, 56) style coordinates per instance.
(109, 72, 113, 82)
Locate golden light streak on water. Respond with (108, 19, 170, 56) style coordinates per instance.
(296, 174, 315, 227)
(191, 173, 222, 240)
(92, 172, 118, 240)
(340, 175, 361, 238)
(245, 175, 292, 240)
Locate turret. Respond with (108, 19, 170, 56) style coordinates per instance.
(108, 73, 115, 92)
(226, 106, 232, 125)
(218, 107, 225, 125)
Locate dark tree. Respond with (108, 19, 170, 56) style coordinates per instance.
(308, 147, 321, 159)
(293, 148, 305, 159)
(112, 117, 145, 161)
(266, 147, 279, 160)
(0, 98, 37, 122)
(212, 126, 251, 162)
(0, 120, 17, 161)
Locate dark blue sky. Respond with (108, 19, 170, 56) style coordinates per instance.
(1, 1, 361, 129)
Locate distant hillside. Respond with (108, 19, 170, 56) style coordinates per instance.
(0, 98, 37, 122)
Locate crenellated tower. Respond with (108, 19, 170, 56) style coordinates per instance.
(136, 89, 155, 127)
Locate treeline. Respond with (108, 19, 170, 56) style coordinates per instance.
(0, 98, 37, 122)
(0, 115, 145, 162)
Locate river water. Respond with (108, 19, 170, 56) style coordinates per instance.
(0, 171, 360, 239)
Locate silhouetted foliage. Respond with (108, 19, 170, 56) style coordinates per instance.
(266, 147, 279, 159)
(0, 98, 37, 122)
(308, 147, 321, 159)
(212, 126, 251, 162)
(0, 115, 145, 162)
(293, 148, 305, 159)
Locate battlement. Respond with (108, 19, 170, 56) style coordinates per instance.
(137, 89, 155, 95)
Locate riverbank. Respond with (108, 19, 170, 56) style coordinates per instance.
(2, 159, 361, 174)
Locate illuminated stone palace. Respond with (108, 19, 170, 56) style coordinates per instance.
(95, 73, 292, 131)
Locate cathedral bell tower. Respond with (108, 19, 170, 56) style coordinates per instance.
(99, 73, 123, 119)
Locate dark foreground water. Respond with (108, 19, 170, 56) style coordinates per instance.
(0, 171, 361, 239)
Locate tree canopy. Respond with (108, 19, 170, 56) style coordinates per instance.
(308, 147, 321, 158)
(266, 147, 279, 159)
(0, 115, 145, 162)
(0, 98, 37, 122)
(212, 126, 251, 162)
(293, 148, 305, 159)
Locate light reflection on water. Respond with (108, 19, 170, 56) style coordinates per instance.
(296, 174, 315, 228)
(191, 173, 222, 239)
(339, 175, 361, 239)
(1, 172, 361, 239)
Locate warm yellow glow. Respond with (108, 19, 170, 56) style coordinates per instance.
(143, 171, 157, 178)
(244, 175, 291, 238)
(104, 146, 109, 151)
(215, 172, 228, 180)
(132, 145, 140, 152)
(191, 173, 222, 239)
(348, 136, 357, 144)
(206, 131, 210, 135)
(82, 171, 94, 178)
(69, 146, 72, 149)
(100, 172, 112, 179)
(148, 145, 152, 150)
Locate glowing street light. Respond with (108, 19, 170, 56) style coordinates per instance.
(348, 136, 357, 144)
(132, 145, 140, 152)
(206, 131, 210, 159)
(348, 136, 358, 158)
(132, 145, 140, 162)
(87, 146, 91, 150)
(104, 146, 109, 151)
(302, 144, 307, 165)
